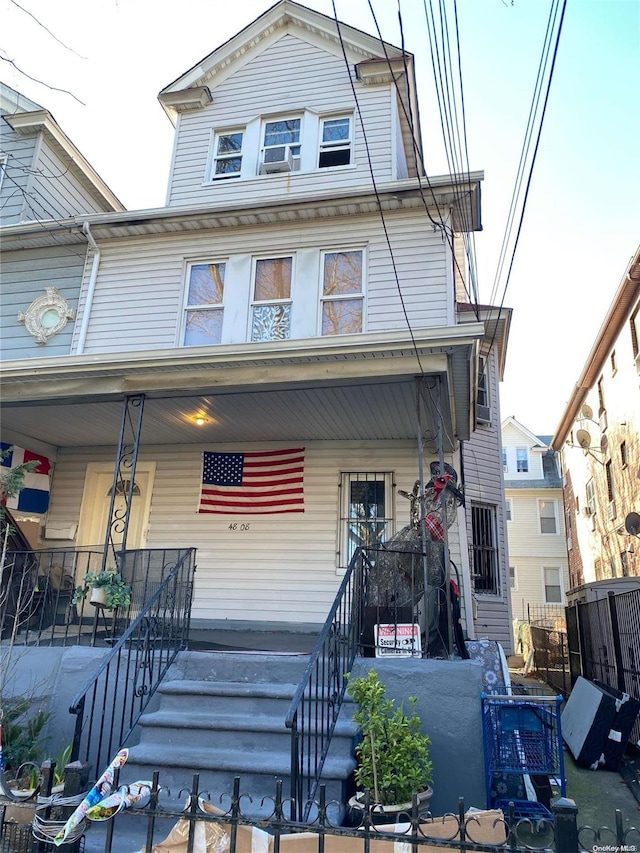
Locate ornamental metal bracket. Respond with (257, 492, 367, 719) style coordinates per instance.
(17, 286, 76, 344)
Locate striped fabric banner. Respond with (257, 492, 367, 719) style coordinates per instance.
(198, 448, 304, 515)
(1, 443, 51, 514)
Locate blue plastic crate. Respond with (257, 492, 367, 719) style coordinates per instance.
(494, 799, 553, 820)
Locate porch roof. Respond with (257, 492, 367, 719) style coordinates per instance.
(0, 326, 483, 451)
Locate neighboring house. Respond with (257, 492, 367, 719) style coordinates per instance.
(501, 417, 569, 621)
(0, 2, 513, 651)
(0, 82, 124, 542)
(552, 245, 640, 591)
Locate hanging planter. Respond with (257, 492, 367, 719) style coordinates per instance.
(72, 571, 132, 611)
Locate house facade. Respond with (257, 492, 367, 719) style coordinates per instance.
(0, 2, 513, 652)
(552, 245, 640, 591)
(501, 417, 568, 621)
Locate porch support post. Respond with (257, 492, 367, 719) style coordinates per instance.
(433, 376, 455, 660)
(101, 394, 146, 572)
(415, 377, 431, 659)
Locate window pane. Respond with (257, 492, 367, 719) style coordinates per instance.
(254, 258, 292, 301)
(539, 500, 557, 534)
(187, 264, 225, 306)
(264, 119, 300, 146)
(516, 448, 528, 472)
(323, 251, 362, 295)
(322, 299, 362, 335)
(251, 304, 291, 342)
(322, 118, 350, 142)
(217, 133, 243, 155)
(215, 158, 242, 175)
(184, 309, 223, 346)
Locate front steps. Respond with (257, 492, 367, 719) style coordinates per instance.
(122, 651, 357, 817)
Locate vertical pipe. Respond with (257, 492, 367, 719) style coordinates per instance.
(434, 376, 455, 660)
(415, 378, 430, 658)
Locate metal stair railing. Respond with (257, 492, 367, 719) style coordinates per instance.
(68, 548, 195, 778)
(285, 547, 371, 820)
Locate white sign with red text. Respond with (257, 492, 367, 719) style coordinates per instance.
(374, 623, 422, 657)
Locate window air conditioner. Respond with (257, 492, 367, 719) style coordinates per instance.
(476, 404, 491, 424)
(260, 146, 293, 174)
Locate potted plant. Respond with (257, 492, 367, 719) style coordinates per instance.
(72, 570, 132, 610)
(346, 668, 433, 822)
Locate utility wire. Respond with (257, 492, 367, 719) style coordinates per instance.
(485, 0, 567, 361)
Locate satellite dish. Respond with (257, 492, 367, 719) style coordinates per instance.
(600, 435, 608, 452)
(576, 429, 592, 449)
(625, 512, 640, 536)
(580, 404, 593, 420)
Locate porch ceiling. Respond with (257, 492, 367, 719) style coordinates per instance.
(1, 376, 453, 448)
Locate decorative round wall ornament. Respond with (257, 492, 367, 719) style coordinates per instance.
(17, 287, 76, 344)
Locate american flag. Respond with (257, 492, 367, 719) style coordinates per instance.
(199, 448, 304, 514)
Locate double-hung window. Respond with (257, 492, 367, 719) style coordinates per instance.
(183, 262, 225, 346)
(321, 250, 363, 335)
(211, 131, 243, 178)
(539, 499, 558, 534)
(319, 116, 352, 168)
(543, 566, 562, 603)
(516, 448, 529, 473)
(261, 118, 301, 172)
(251, 257, 293, 342)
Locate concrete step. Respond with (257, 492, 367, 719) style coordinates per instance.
(136, 708, 357, 753)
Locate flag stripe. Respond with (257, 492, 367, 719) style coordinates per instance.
(198, 448, 304, 515)
(1, 443, 51, 514)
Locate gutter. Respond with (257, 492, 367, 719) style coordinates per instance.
(76, 222, 100, 355)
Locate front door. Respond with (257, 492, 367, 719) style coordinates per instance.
(77, 462, 156, 548)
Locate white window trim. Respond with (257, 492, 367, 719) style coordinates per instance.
(542, 565, 563, 604)
(180, 259, 226, 347)
(259, 115, 302, 174)
(509, 565, 518, 591)
(318, 114, 353, 169)
(505, 499, 513, 522)
(337, 471, 394, 571)
(515, 447, 529, 473)
(319, 247, 366, 337)
(249, 254, 295, 342)
(538, 498, 558, 535)
(207, 129, 244, 181)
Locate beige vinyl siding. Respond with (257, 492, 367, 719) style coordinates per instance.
(0, 246, 86, 359)
(45, 439, 467, 625)
(75, 210, 449, 353)
(462, 349, 513, 652)
(506, 486, 569, 618)
(167, 34, 393, 207)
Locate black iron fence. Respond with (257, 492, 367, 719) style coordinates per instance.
(68, 548, 195, 775)
(528, 626, 570, 698)
(526, 603, 566, 629)
(567, 588, 640, 746)
(2, 772, 638, 853)
(0, 547, 195, 650)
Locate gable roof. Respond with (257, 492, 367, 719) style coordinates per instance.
(1, 82, 125, 213)
(160, 0, 407, 101)
(501, 416, 549, 450)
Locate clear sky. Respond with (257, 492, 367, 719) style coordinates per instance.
(2, 0, 639, 436)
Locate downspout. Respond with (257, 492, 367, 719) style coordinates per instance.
(76, 222, 100, 354)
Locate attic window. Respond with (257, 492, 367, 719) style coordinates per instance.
(212, 131, 243, 178)
(319, 116, 351, 168)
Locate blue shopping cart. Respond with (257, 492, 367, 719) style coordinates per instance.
(481, 693, 566, 819)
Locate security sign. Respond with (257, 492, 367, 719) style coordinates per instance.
(374, 623, 422, 657)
